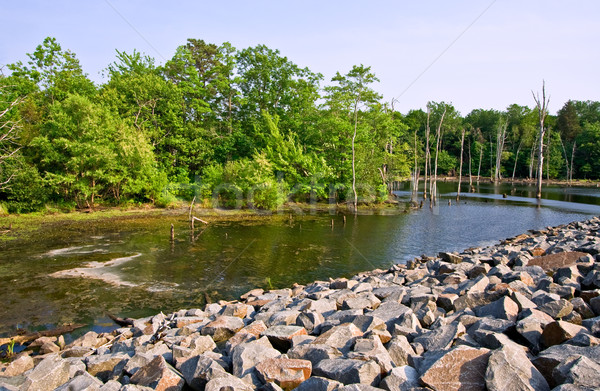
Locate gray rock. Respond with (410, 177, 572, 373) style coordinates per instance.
(552, 355, 600, 389)
(538, 299, 574, 319)
(313, 358, 381, 386)
(532, 345, 600, 387)
(85, 352, 132, 382)
(485, 343, 549, 391)
(572, 297, 595, 319)
(412, 322, 465, 352)
(254, 357, 312, 390)
(204, 372, 254, 391)
(129, 355, 185, 391)
(293, 376, 343, 391)
(337, 385, 385, 391)
(541, 320, 590, 347)
(20, 354, 70, 391)
(98, 380, 122, 391)
(419, 346, 490, 391)
(176, 355, 228, 391)
(367, 302, 412, 332)
(510, 291, 537, 311)
(379, 365, 420, 391)
(475, 296, 519, 322)
(386, 335, 417, 367)
(312, 323, 363, 354)
(55, 371, 103, 391)
(2, 354, 34, 377)
(201, 316, 245, 342)
(287, 343, 342, 367)
(231, 336, 281, 378)
(348, 335, 394, 373)
(262, 325, 308, 352)
(296, 311, 324, 334)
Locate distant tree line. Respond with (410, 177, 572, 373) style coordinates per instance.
(1, 37, 599, 212)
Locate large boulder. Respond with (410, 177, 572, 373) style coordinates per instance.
(419, 346, 491, 391)
(313, 358, 381, 386)
(485, 343, 549, 391)
(231, 337, 281, 379)
(20, 354, 71, 391)
(129, 355, 185, 391)
(255, 357, 312, 390)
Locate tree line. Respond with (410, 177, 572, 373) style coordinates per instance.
(1, 37, 599, 213)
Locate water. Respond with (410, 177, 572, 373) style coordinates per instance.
(1, 181, 599, 337)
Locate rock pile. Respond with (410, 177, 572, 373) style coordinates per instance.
(3, 216, 600, 390)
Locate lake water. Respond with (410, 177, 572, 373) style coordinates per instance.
(1, 181, 600, 337)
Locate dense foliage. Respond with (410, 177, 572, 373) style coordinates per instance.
(1, 37, 599, 212)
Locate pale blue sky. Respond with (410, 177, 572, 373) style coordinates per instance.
(1, 1, 598, 115)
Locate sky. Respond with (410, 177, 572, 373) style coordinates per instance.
(1, 0, 598, 115)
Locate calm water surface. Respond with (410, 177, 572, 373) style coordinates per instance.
(1, 181, 599, 337)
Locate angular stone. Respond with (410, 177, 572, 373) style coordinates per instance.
(538, 299, 574, 319)
(542, 320, 590, 347)
(2, 354, 34, 377)
(572, 297, 596, 319)
(231, 336, 281, 378)
(485, 343, 549, 391)
(420, 346, 490, 391)
(293, 376, 343, 391)
(20, 354, 70, 391)
(552, 355, 600, 388)
(268, 310, 301, 327)
(55, 371, 103, 391)
(439, 252, 462, 264)
(453, 291, 504, 313)
(287, 343, 342, 367)
(225, 320, 268, 354)
(528, 251, 589, 271)
(262, 325, 308, 352)
(176, 355, 228, 391)
(204, 373, 254, 391)
(510, 291, 537, 311)
(367, 302, 412, 332)
(379, 365, 420, 391)
(342, 293, 380, 311)
(386, 335, 416, 366)
(475, 296, 519, 322)
(130, 355, 184, 391)
(413, 322, 466, 352)
(85, 353, 130, 382)
(313, 358, 381, 386)
(124, 352, 154, 376)
(349, 315, 387, 334)
(255, 357, 312, 390)
(348, 335, 394, 373)
(313, 323, 363, 353)
(201, 316, 245, 342)
(532, 345, 600, 387)
(296, 311, 324, 334)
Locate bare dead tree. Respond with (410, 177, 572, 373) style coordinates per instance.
(431, 106, 447, 206)
(532, 81, 550, 199)
(494, 117, 508, 183)
(512, 140, 522, 182)
(0, 87, 23, 189)
(423, 105, 431, 200)
(456, 128, 465, 201)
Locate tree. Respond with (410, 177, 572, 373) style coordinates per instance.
(0, 81, 23, 188)
(532, 81, 550, 199)
(556, 100, 581, 182)
(324, 65, 381, 211)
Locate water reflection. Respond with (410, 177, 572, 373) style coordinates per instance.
(0, 182, 599, 336)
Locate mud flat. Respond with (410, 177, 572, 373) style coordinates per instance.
(2, 216, 600, 390)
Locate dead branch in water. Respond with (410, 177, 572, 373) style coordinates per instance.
(0, 323, 87, 347)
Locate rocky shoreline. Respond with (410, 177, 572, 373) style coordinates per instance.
(3, 216, 600, 391)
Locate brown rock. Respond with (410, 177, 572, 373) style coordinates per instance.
(420, 346, 491, 391)
(130, 355, 185, 391)
(531, 247, 547, 257)
(528, 251, 589, 271)
(255, 358, 312, 390)
(485, 343, 549, 391)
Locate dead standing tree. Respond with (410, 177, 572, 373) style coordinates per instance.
(423, 105, 431, 200)
(494, 117, 508, 183)
(456, 128, 465, 201)
(430, 106, 447, 207)
(0, 86, 23, 188)
(532, 81, 550, 199)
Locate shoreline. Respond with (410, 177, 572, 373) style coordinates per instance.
(2, 215, 600, 389)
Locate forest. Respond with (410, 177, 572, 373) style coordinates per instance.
(1, 37, 599, 213)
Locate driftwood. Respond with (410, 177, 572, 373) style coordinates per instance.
(107, 313, 136, 327)
(0, 323, 86, 347)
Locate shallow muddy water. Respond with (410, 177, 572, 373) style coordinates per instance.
(1, 181, 599, 337)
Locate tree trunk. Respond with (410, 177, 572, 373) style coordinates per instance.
(432, 107, 446, 206)
(457, 128, 465, 201)
(423, 106, 431, 200)
(477, 145, 483, 183)
(570, 141, 576, 184)
(468, 141, 472, 187)
(495, 119, 508, 183)
(512, 140, 522, 182)
(351, 97, 360, 213)
(532, 81, 549, 199)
